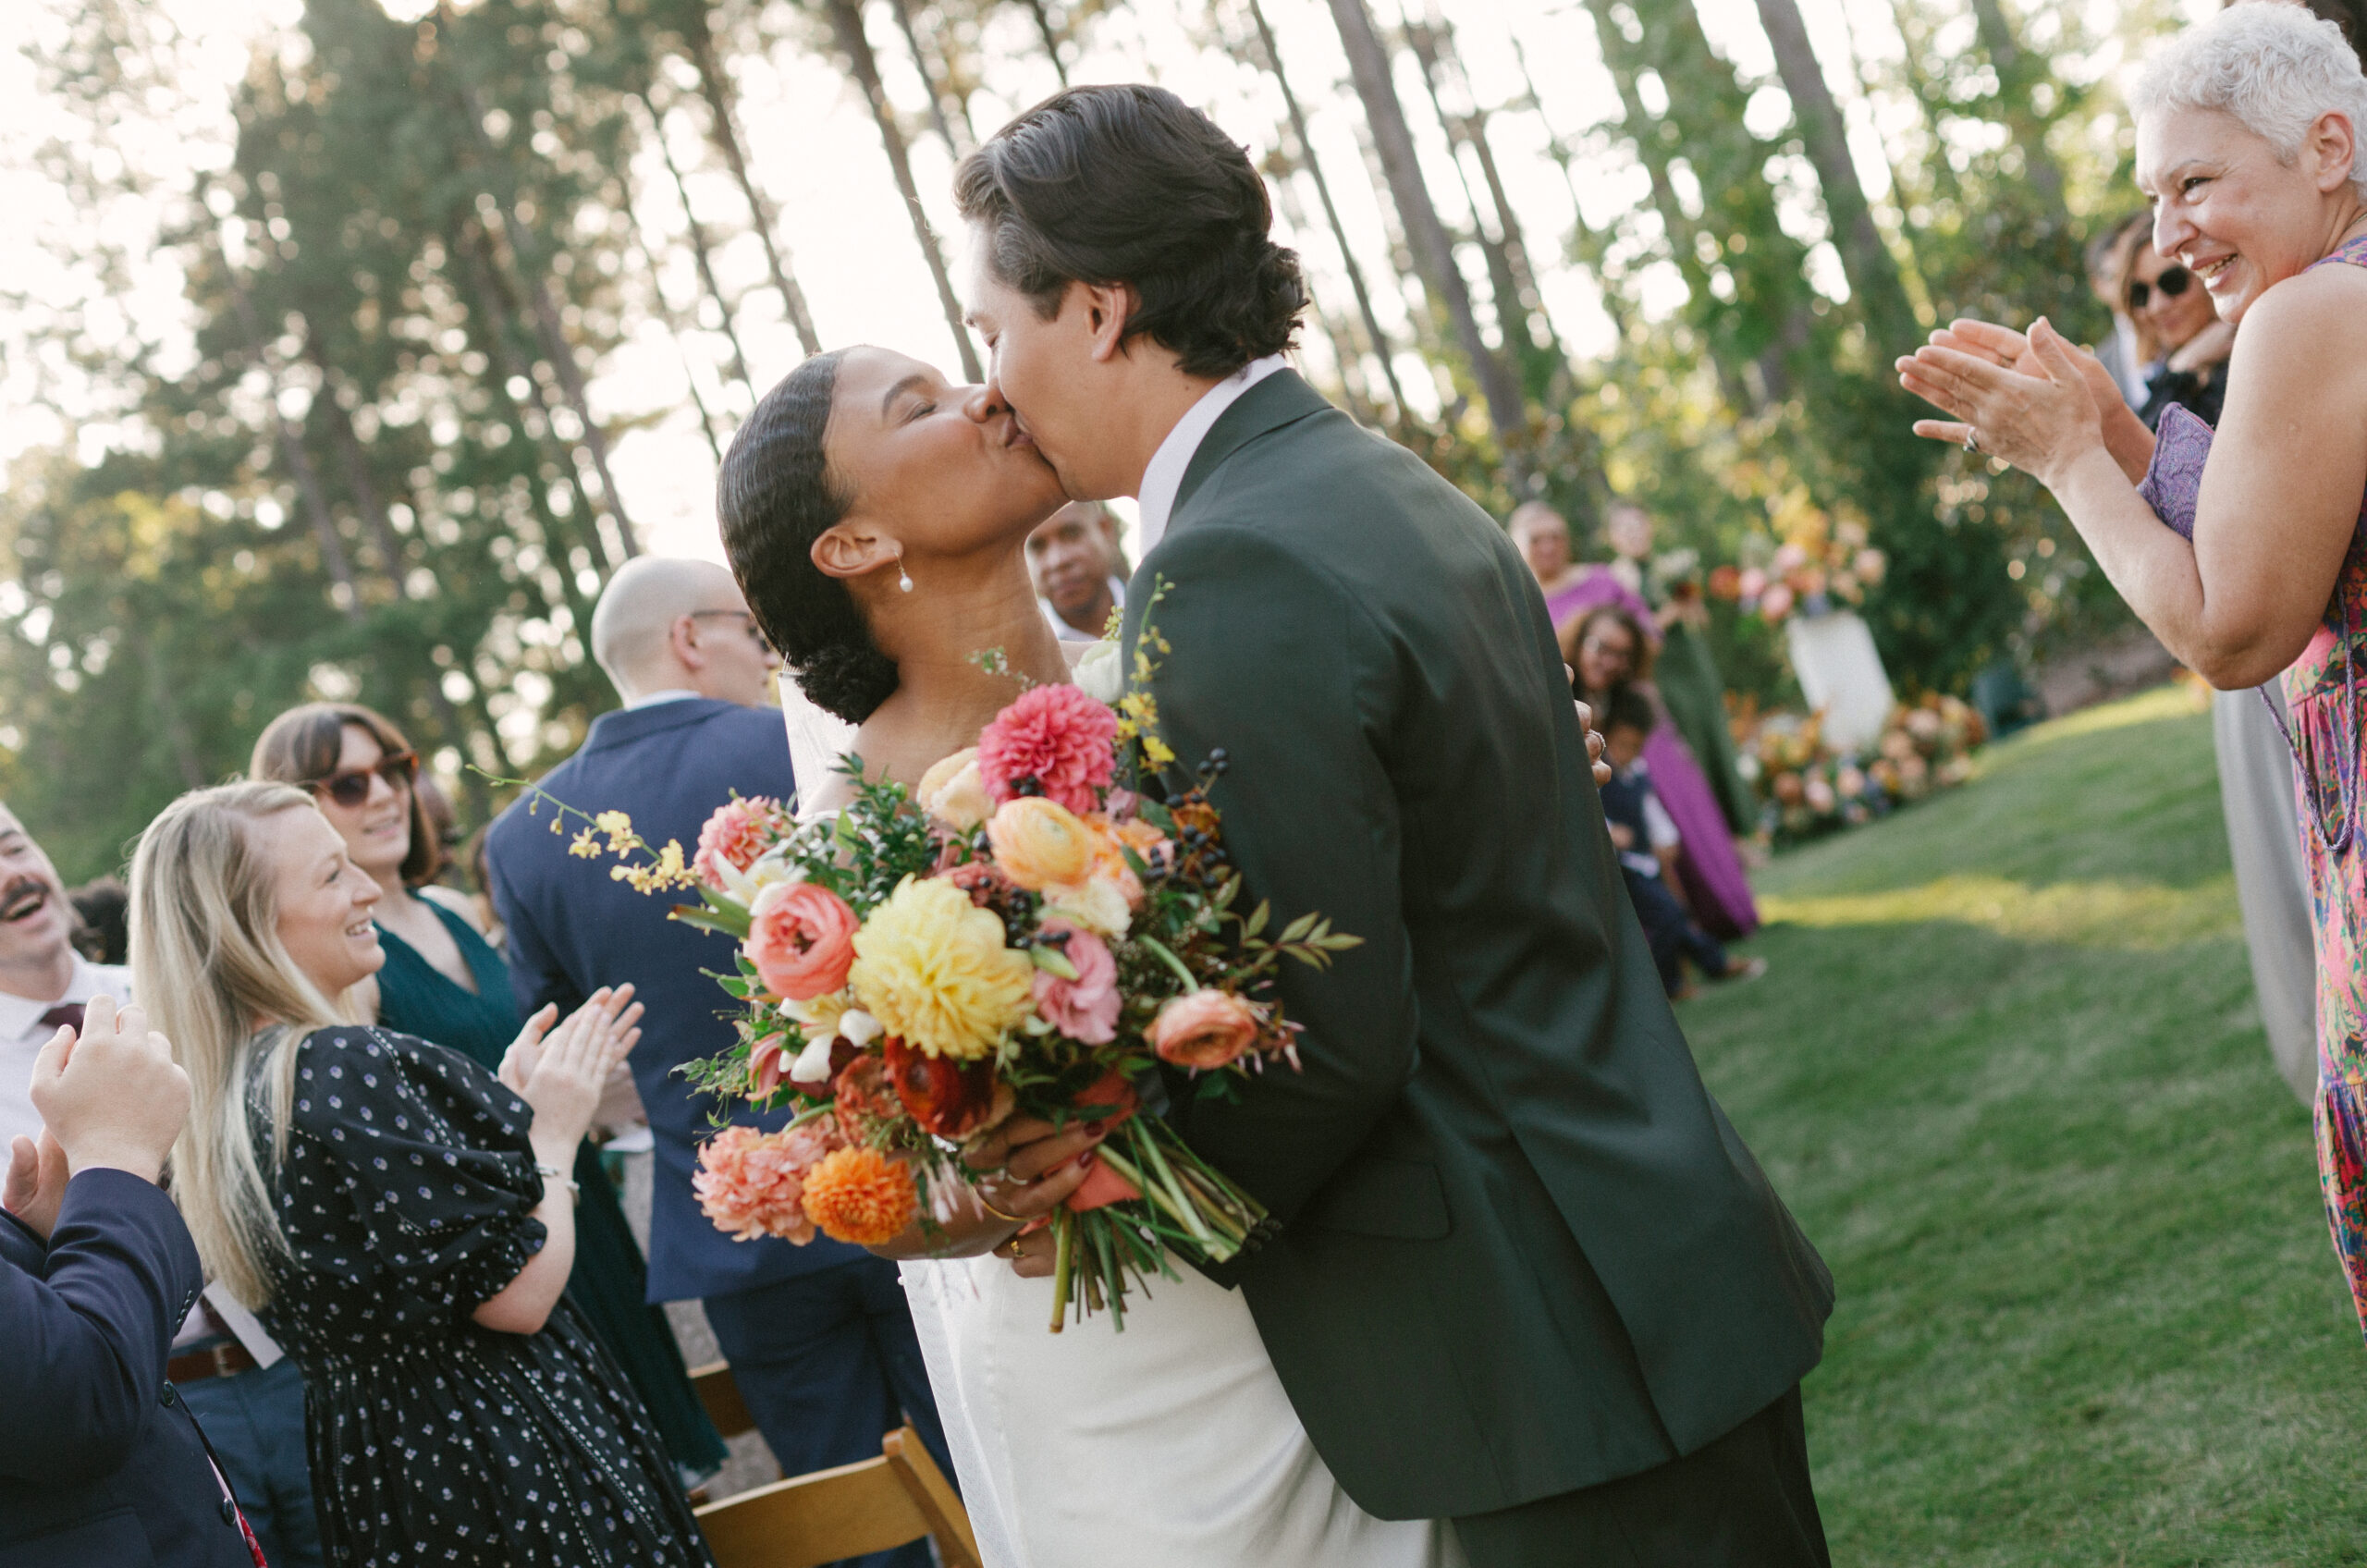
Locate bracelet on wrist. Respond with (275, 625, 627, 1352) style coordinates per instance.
(975, 1191, 1028, 1225)
(534, 1162, 581, 1205)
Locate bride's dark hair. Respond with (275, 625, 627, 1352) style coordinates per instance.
(717, 350, 901, 725)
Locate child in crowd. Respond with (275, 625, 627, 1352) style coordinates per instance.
(1598, 686, 1767, 998)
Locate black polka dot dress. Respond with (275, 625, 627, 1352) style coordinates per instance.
(252, 1026, 715, 1567)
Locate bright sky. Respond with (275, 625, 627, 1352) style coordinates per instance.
(0, 0, 2215, 568)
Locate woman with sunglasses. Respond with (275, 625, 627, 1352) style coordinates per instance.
(2106, 220, 2236, 430)
(249, 704, 728, 1485)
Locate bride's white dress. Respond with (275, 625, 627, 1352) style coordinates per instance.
(901, 1256, 1460, 1568)
(779, 676, 1457, 1568)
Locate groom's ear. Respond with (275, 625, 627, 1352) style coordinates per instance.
(1083, 281, 1139, 364)
(811, 522, 899, 582)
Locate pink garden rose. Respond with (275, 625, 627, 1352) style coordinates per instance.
(1031, 920, 1120, 1045)
(744, 881, 859, 1001)
(693, 795, 791, 888)
(1149, 989, 1266, 1071)
(975, 683, 1119, 815)
(693, 1122, 840, 1243)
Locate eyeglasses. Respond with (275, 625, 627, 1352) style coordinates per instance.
(688, 608, 773, 655)
(305, 751, 417, 809)
(2128, 265, 2191, 310)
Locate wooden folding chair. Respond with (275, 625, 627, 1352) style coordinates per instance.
(696, 1422, 980, 1568)
(690, 1360, 759, 1440)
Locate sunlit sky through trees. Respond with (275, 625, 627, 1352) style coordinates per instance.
(0, 0, 2214, 565)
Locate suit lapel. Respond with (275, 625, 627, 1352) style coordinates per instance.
(1168, 370, 1334, 533)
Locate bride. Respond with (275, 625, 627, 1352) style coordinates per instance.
(715, 343, 1462, 1568)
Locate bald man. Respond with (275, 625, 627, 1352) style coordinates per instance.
(484, 560, 947, 1550)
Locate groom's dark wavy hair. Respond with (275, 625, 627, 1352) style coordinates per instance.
(717, 350, 901, 726)
(953, 85, 1306, 377)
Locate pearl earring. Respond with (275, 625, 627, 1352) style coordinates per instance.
(897, 558, 915, 594)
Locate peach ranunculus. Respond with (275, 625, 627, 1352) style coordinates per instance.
(744, 881, 860, 1001)
(693, 1122, 840, 1243)
(1149, 989, 1267, 1071)
(918, 748, 993, 831)
(986, 797, 1098, 891)
(1031, 920, 1121, 1045)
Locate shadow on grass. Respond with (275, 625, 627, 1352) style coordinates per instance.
(1680, 687, 2366, 1565)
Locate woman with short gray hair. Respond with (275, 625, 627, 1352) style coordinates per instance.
(1898, 0, 2367, 1341)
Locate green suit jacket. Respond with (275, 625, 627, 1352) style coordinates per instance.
(1127, 372, 1834, 1522)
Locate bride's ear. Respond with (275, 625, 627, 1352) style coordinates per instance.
(811, 522, 901, 583)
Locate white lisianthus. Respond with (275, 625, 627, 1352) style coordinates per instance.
(838, 1008, 886, 1047)
(717, 843, 803, 905)
(788, 1032, 838, 1084)
(1073, 639, 1124, 704)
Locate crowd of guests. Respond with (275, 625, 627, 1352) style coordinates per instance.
(0, 557, 949, 1566)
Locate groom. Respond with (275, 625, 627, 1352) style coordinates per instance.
(960, 86, 1835, 1564)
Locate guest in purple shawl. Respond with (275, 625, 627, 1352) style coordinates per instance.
(1567, 605, 1760, 941)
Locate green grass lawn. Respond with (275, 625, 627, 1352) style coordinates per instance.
(1680, 686, 2367, 1565)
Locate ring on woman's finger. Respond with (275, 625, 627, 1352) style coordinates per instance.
(993, 1234, 1025, 1259)
(1962, 428, 1982, 455)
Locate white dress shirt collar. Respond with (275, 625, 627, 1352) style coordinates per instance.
(1134, 355, 1288, 556)
(625, 688, 701, 710)
(0, 954, 132, 1146)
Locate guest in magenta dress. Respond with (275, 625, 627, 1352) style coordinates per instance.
(1568, 603, 1760, 940)
(1897, 2, 2367, 1338)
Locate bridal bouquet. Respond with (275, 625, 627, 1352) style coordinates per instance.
(569, 647, 1356, 1330)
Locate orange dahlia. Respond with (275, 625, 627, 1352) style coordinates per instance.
(800, 1145, 919, 1245)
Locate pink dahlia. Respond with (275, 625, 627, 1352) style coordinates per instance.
(693, 1122, 840, 1243)
(975, 684, 1119, 816)
(693, 795, 791, 888)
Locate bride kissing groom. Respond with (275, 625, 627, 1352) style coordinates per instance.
(716, 84, 1835, 1568)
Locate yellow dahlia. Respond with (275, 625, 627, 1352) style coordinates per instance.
(800, 1145, 919, 1246)
(848, 876, 1034, 1060)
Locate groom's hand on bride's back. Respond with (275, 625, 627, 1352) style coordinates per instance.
(1574, 695, 1611, 785)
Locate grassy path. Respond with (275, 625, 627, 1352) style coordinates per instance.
(1679, 687, 2366, 1564)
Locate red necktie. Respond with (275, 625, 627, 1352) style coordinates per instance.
(38, 1002, 84, 1035)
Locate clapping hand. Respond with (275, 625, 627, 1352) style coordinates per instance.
(24, 996, 190, 1191)
(1896, 317, 2121, 487)
(2, 1128, 69, 1242)
(499, 986, 644, 1160)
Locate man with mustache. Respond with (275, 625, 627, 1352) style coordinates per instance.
(0, 806, 130, 1152)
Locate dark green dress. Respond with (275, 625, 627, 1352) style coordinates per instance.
(374, 900, 728, 1480)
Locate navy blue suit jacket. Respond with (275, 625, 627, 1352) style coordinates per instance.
(0, 1169, 254, 1568)
(484, 697, 869, 1303)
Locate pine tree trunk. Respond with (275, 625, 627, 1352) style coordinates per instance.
(637, 92, 759, 394)
(1502, 24, 1632, 345)
(678, 4, 824, 355)
(1322, 0, 1528, 460)
(1965, 0, 2067, 217)
(1242, 0, 1414, 428)
(1751, 0, 1920, 349)
(1019, 0, 1070, 87)
(432, 41, 639, 565)
(889, 0, 974, 155)
(824, 0, 985, 383)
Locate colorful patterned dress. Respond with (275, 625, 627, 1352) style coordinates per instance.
(2148, 233, 2367, 1337)
(2286, 240, 2367, 1336)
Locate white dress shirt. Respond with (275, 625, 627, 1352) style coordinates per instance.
(0, 954, 131, 1147)
(1040, 575, 1130, 643)
(1134, 354, 1289, 556)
